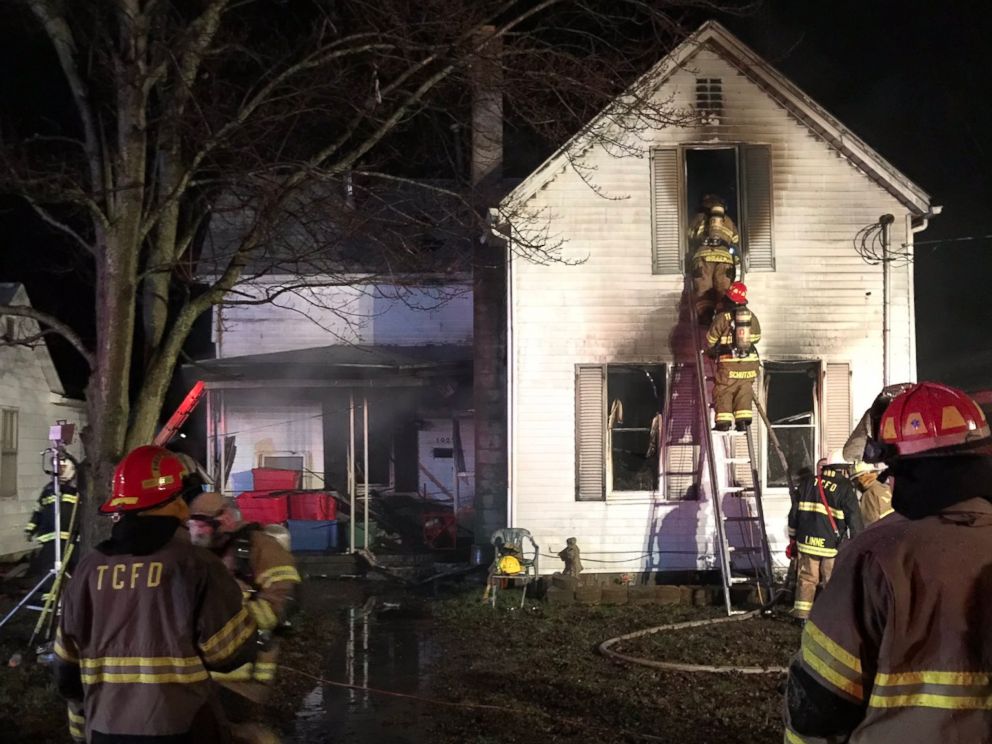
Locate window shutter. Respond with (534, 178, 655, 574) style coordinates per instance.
(742, 144, 774, 271)
(651, 148, 682, 275)
(575, 365, 605, 501)
(824, 363, 852, 455)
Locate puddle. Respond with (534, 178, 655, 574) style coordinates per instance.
(289, 597, 435, 743)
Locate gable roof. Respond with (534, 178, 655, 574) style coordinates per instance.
(0, 282, 65, 395)
(504, 20, 931, 215)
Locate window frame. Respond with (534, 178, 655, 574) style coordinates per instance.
(0, 408, 18, 499)
(761, 361, 821, 492)
(650, 142, 775, 276)
(575, 363, 667, 501)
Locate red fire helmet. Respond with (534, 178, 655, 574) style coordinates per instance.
(873, 382, 992, 460)
(100, 445, 190, 514)
(725, 282, 747, 304)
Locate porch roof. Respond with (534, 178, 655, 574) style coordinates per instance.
(185, 343, 472, 389)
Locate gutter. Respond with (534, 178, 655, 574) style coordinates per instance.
(905, 205, 942, 382)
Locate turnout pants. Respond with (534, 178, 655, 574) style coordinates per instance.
(793, 552, 835, 618)
(713, 366, 755, 427)
(691, 256, 734, 321)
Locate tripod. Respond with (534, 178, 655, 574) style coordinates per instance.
(0, 423, 79, 647)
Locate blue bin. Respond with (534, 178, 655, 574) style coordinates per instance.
(287, 519, 339, 553)
(230, 470, 254, 492)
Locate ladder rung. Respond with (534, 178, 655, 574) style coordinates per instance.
(724, 516, 762, 523)
(724, 458, 751, 464)
(728, 546, 763, 553)
(730, 577, 755, 585)
(722, 486, 746, 493)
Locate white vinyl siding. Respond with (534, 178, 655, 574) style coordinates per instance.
(824, 362, 852, 455)
(743, 144, 774, 271)
(575, 365, 606, 501)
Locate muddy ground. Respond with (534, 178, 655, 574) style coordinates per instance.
(0, 579, 800, 743)
(428, 591, 800, 744)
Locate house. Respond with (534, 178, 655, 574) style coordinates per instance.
(0, 283, 86, 560)
(498, 21, 937, 575)
(191, 278, 477, 536)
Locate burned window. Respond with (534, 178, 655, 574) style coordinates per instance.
(765, 364, 818, 488)
(608, 365, 665, 492)
(576, 364, 666, 499)
(695, 78, 723, 123)
(651, 144, 775, 275)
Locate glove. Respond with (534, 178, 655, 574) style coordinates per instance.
(785, 539, 797, 560)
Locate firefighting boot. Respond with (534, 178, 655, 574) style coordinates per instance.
(714, 421, 731, 432)
(735, 420, 747, 432)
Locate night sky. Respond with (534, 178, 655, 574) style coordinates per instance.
(1, 1, 990, 395)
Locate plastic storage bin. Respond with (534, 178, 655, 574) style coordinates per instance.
(287, 519, 339, 552)
(237, 491, 289, 525)
(287, 491, 337, 521)
(229, 470, 254, 492)
(251, 468, 301, 491)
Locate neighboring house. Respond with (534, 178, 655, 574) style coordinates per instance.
(499, 22, 938, 575)
(192, 278, 476, 517)
(0, 284, 86, 560)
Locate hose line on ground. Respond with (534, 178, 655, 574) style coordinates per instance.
(598, 611, 788, 674)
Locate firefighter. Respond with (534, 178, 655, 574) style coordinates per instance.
(688, 193, 740, 323)
(785, 382, 992, 742)
(841, 382, 914, 462)
(187, 491, 300, 698)
(786, 450, 863, 620)
(53, 445, 257, 744)
(849, 459, 893, 525)
(705, 281, 760, 431)
(25, 456, 80, 578)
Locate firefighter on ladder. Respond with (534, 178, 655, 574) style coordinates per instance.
(188, 491, 300, 743)
(689, 193, 741, 323)
(53, 445, 257, 743)
(785, 382, 992, 742)
(705, 281, 760, 432)
(786, 450, 863, 621)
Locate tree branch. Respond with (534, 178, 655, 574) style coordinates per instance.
(28, 0, 104, 200)
(23, 194, 94, 254)
(0, 304, 94, 369)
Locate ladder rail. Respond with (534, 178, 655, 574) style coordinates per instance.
(695, 343, 736, 615)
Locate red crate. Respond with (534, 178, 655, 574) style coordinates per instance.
(237, 491, 289, 525)
(287, 491, 337, 521)
(251, 468, 301, 491)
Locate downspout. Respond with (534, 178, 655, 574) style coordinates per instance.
(487, 206, 514, 528)
(906, 206, 942, 382)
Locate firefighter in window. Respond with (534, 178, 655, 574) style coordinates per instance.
(688, 193, 741, 324)
(705, 282, 760, 431)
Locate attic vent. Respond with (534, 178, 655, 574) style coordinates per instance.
(695, 78, 723, 124)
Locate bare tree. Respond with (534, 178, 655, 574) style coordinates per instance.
(0, 0, 746, 539)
